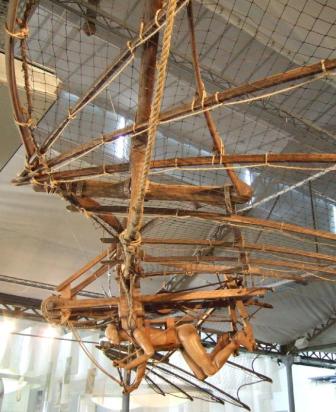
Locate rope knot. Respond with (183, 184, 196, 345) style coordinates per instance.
(5, 24, 29, 39)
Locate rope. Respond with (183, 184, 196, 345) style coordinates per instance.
(123, 0, 178, 246)
(238, 163, 336, 213)
(68, 322, 124, 387)
(5, 24, 29, 39)
(48, 71, 334, 172)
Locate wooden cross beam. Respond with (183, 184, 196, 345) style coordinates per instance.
(101, 237, 336, 264)
(33, 179, 249, 205)
(14, 153, 336, 185)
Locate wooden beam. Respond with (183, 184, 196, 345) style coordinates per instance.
(186, 1, 251, 200)
(37, 0, 186, 157)
(52, 287, 269, 310)
(119, 237, 336, 264)
(14, 153, 336, 185)
(149, 261, 306, 283)
(73, 205, 336, 242)
(126, 0, 162, 243)
(5, 0, 37, 160)
(37, 179, 248, 205)
(57, 247, 113, 292)
(143, 254, 336, 277)
(70, 264, 108, 297)
(72, 197, 124, 234)
(45, 59, 336, 169)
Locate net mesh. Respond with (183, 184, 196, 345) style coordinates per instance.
(5, 0, 336, 402)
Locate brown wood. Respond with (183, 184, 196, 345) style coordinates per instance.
(127, 237, 336, 264)
(37, 0, 184, 158)
(14, 152, 336, 185)
(143, 254, 336, 277)
(72, 204, 336, 242)
(53, 287, 269, 310)
(39, 179, 248, 205)
(186, 1, 251, 200)
(5, 0, 37, 160)
(70, 264, 109, 297)
(57, 248, 113, 292)
(126, 0, 162, 243)
(150, 261, 306, 283)
(74, 197, 124, 234)
(45, 59, 336, 169)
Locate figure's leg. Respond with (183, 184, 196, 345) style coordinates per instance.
(123, 362, 147, 393)
(180, 349, 206, 381)
(122, 328, 154, 370)
(213, 340, 239, 369)
(177, 324, 217, 376)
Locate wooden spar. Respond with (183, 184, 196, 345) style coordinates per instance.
(148, 261, 307, 283)
(5, 0, 37, 160)
(44, 59, 336, 170)
(115, 237, 336, 264)
(69, 204, 232, 220)
(142, 255, 336, 277)
(121, 0, 162, 259)
(71, 205, 336, 242)
(14, 152, 336, 185)
(186, 1, 251, 200)
(70, 263, 109, 297)
(51, 287, 269, 310)
(73, 196, 124, 234)
(37, 0, 185, 158)
(33, 179, 248, 205)
(57, 247, 114, 292)
(140, 287, 269, 303)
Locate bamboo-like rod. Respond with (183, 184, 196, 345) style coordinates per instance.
(38, 0, 187, 158)
(45, 59, 336, 169)
(53, 287, 269, 310)
(155, 261, 306, 283)
(126, 0, 162, 245)
(120, 237, 336, 264)
(143, 254, 336, 277)
(70, 264, 108, 297)
(35, 179, 248, 205)
(72, 205, 336, 242)
(186, 1, 251, 200)
(74, 196, 124, 234)
(14, 152, 336, 185)
(57, 247, 113, 291)
(5, 0, 36, 160)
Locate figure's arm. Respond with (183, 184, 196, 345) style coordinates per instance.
(122, 328, 154, 370)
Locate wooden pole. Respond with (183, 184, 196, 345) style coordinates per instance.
(34, 179, 248, 205)
(110, 237, 336, 264)
(70, 205, 336, 242)
(126, 0, 162, 242)
(44, 59, 336, 170)
(14, 152, 336, 185)
(186, 1, 251, 200)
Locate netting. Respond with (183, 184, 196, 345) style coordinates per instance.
(4, 0, 336, 404)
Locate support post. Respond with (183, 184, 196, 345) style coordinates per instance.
(285, 356, 296, 412)
(122, 371, 130, 412)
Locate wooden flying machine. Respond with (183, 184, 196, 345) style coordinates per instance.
(5, 0, 336, 405)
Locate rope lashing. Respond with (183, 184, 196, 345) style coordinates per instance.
(5, 24, 29, 39)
